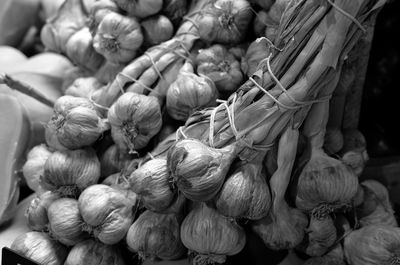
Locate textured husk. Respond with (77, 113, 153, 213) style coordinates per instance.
(47, 198, 88, 246)
(181, 203, 246, 264)
(167, 139, 237, 202)
(42, 148, 101, 197)
(126, 210, 185, 260)
(64, 239, 126, 265)
(78, 184, 136, 245)
(344, 225, 400, 265)
(108, 92, 162, 154)
(26, 191, 60, 231)
(11, 232, 69, 265)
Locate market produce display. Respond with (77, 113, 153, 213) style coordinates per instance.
(1, 0, 398, 264)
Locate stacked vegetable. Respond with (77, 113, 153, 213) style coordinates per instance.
(3, 0, 398, 264)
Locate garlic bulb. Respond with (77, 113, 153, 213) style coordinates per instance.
(340, 129, 369, 177)
(108, 92, 162, 154)
(214, 161, 271, 220)
(26, 191, 60, 231)
(167, 139, 238, 202)
(304, 244, 346, 265)
(11, 231, 68, 265)
(46, 95, 108, 150)
(141, 15, 174, 47)
(78, 184, 137, 244)
(93, 11, 143, 64)
(64, 239, 126, 265)
(298, 215, 337, 257)
(40, 0, 88, 53)
(22, 144, 52, 194)
(41, 148, 101, 197)
(197, 0, 253, 44)
(324, 128, 344, 155)
(65, 27, 104, 73)
(47, 198, 88, 246)
(181, 203, 246, 264)
(196, 44, 244, 95)
(162, 0, 187, 26)
(252, 10, 276, 38)
(126, 210, 185, 260)
(129, 158, 176, 212)
(344, 225, 400, 265)
(100, 144, 134, 178)
(88, 0, 119, 34)
(112, 0, 163, 19)
(102, 173, 139, 204)
(166, 61, 219, 121)
(268, 0, 291, 24)
(65, 77, 103, 99)
(241, 40, 271, 77)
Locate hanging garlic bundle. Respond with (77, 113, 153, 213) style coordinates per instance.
(126, 210, 185, 260)
(181, 203, 246, 264)
(295, 95, 359, 219)
(196, 44, 244, 95)
(65, 77, 103, 99)
(214, 157, 271, 220)
(112, 0, 163, 19)
(166, 61, 219, 121)
(197, 0, 253, 44)
(26, 191, 60, 231)
(41, 148, 101, 197)
(78, 184, 137, 245)
(40, 0, 88, 53)
(129, 158, 176, 212)
(11, 232, 69, 265)
(252, 127, 308, 250)
(108, 92, 162, 154)
(344, 225, 400, 265)
(65, 27, 105, 73)
(22, 144, 52, 194)
(45, 95, 109, 150)
(100, 144, 134, 178)
(93, 11, 143, 64)
(357, 179, 397, 227)
(298, 215, 337, 257)
(47, 198, 88, 246)
(64, 239, 126, 265)
(167, 139, 239, 201)
(141, 15, 174, 47)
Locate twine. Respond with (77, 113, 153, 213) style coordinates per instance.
(327, 0, 367, 33)
(117, 72, 162, 97)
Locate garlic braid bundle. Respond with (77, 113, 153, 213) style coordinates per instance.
(11, 232, 69, 265)
(26, 191, 60, 231)
(197, 0, 253, 44)
(108, 92, 162, 154)
(214, 157, 271, 220)
(252, 127, 308, 250)
(167, 139, 238, 202)
(47, 198, 88, 246)
(45, 96, 109, 150)
(41, 148, 101, 197)
(129, 158, 176, 212)
(344, 225, 400, 265)
(78, 184, 137, 245)
(126, 210, 185, 261)
(181, 203, 246, 264)
(356, 179, 398, 227)
(64, 239, 126, 265)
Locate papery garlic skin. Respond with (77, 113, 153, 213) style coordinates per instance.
(129, 158, 176, 212)
(196, 44, 244, 95)
(344, 225, 400, 265)
(126, 210, 185, 260)
(112, 0, 163, 19)
(26, 191, 60, 231)
(47, 198, 88, 246)
(108, 92, 162, 154)
(64, 239, 126, 265)
(88, 0, 119, 34)
(11, 231, 69, 265)
(181, 203, 246, 264)
(100, 144, 134, 178)
(141, 15, 174, 46)
(167, 139, 237, 202)
(93, 12, 143, 64)
(241, 40, 271, 77)
(22, 144, 52, 194)
(78, 184, 136, 245)
(41, 148, 101, 197)
(65, 77, 103, 99)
